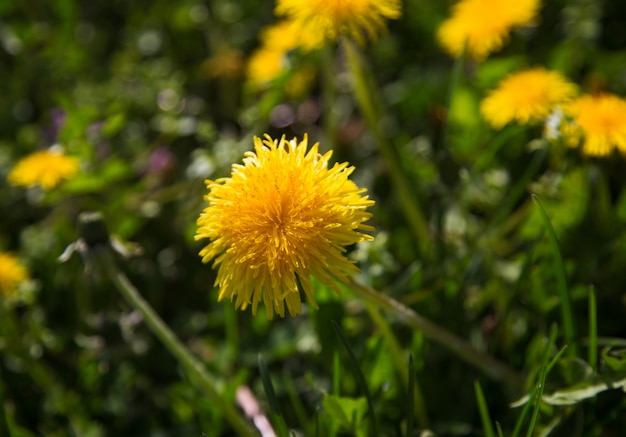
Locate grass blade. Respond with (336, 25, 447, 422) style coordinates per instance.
(331, 320, 378, 436)
(588, 285, 598, 372)
(407, 355, 415, 437)
(512, 325, 557, 437)
(258, 354, 289, 437)
(496, 422, 504, 437)
(474, 380, 496, 437)
(333, 351, 340, 396)
(365, 302, 428, 427)
(283, 369, 312, 436)
(532, 194, 577, 356)
(526, 326, 568, 437)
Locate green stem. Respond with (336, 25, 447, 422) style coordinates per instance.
(321, 45, 340, 149)
(439, 45, 466, 152)
(110, 271, 257, 437)
(364, 302, 429, 427)
(348, 277, 524, 389)
(342, 38, 432, 260)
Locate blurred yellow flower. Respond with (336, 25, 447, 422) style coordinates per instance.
(8, 149, 79, 190)
(481, 67, 577, 129)
(247, 48, 288, 86)
(0, 252, 28, 297)
(566, 93, 626, 156)
(246, 21, 302, 86)
(260, 20, 302, 51)
(438, 0, 540, 59)
(195, 134, 375, 319)
(275, 0, 401, 50)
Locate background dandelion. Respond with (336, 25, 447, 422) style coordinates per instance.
(566, 93, 626, 156)
(8, 149, 79, 190)
(438, 0, 541, 59)
(481, 67, 577, 128)
(275, 0, 401, 49)
(0, 252, 28, 297)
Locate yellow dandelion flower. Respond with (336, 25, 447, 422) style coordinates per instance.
(0, 252, 28, 297)
(566, 93, 626, 156)
(438, 0, 541, 60)
(8, 149, 79, 190)
(195, 134, 375, 319)
(247, 48, 288, 85)
(260, 20, 302, 52)
(481, 67, 577, 129)
(275, 0, 401, 50)
(246, 21, 303, 87)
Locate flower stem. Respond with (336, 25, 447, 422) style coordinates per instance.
(321, 45, 340, 149)
(110, 270, 257, 437)
(342, 39, 432, 261)
(439, 46, 466, 152)
(348, 277, 525, 389)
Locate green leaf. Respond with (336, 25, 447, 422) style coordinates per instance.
(601, 347, 626, 371)
(512, 355, 626, 407)
(538, 375, 626, 406)
(102, 113, 126, 137)
(61, 158, 131, 194)
(322, 394, 367, 437)
(523, 167, 590, 238)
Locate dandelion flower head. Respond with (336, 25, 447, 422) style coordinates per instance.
(8, 149, 79, 190)
(275, 0, 401, 50)
(247, 48, 289, 86)
(0, 252, 28, 297)
(566, 93, 626, 156)
(481, 67, 577, 129)
(260, 20, 302, 52)
(247, 21, 302, 86)
(438, 0, 541, 59)
(195, 134, 375, 319)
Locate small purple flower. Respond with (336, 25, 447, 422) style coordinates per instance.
(147, 147, 175, 175)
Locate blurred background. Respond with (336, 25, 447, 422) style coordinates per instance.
(2, 0, 626, 435)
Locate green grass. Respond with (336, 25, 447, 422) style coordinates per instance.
(2, 0, 626, 435)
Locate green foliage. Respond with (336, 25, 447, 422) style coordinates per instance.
(2, 0, 626, 435)
(322, 395, 368, 437)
